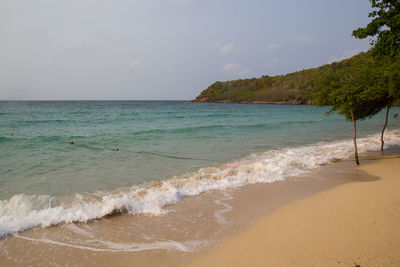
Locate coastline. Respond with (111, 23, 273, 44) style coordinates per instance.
(1, 150, 396, 266)
(188, 156, 400, 266)
(190, 99, 311, 104)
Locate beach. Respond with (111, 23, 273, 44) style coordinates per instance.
(1, 102, 400, 266)
(2, 0, 399, 265)
(189, 156, 400, 266)
(1, 152, 399, 266)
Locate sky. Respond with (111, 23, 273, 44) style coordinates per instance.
(0, 0, 373, 100)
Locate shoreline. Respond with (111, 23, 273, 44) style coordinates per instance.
(4, 130, 399, 238)
(1, 150, 395, 266)
(188, 155, 400, 266)
(191, 99, 311, 105)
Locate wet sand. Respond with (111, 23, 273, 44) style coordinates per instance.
(0, 153, 390, 266)
(189, 156, 400, 266)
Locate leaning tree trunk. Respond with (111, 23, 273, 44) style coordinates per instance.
(351, 109, 360, 165)
(380, 105, 390, 153)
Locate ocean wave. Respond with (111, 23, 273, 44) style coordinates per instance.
(130, 119, 326, 136)
(1, 130, 400, 237)
(12, 119, 70, 125)
(130, 125, 228, 136)
(234, 119, 324, 130)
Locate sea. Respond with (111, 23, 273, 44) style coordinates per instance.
(1, 100, 400, 239)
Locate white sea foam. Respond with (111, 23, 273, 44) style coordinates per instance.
(213, 192, 233, 225)
(1, 130, 400, 237)
(14, 234, 203, 252)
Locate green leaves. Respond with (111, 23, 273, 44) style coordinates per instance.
(312, 52, 392, 121)
(353, 0, 400, 58)
(317, 0, 400, 123)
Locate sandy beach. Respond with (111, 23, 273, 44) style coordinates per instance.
(1, 150, 389, 267)
(189, 157, 400, 266)
(2, 152, 399, 266)
(2, 0, 400, 265)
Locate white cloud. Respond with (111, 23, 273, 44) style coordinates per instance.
(266, 43, 281, 51)
(222, 63, 251, 77)
(222, 63, 239, 71)
(214, 42, 234, 55)
(220, 43, 233, 55)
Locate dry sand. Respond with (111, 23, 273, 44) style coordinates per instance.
(188, 157, 400, 266)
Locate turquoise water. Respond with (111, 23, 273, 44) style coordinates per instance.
(1, 101, 400, 198)
(1, 101, 400, 236)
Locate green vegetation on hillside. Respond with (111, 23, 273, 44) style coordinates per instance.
(193, 52, 374, 104)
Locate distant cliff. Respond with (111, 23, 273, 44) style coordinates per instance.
(192, 52, 369, 104)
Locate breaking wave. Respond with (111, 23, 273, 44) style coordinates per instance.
(1, 130, 400, 237)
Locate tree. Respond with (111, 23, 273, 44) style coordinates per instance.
(313, 54, 387, 164)
(353, 0, 400, 151)
(370, 56, 400, 150)
(353, 0, 400, 58)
